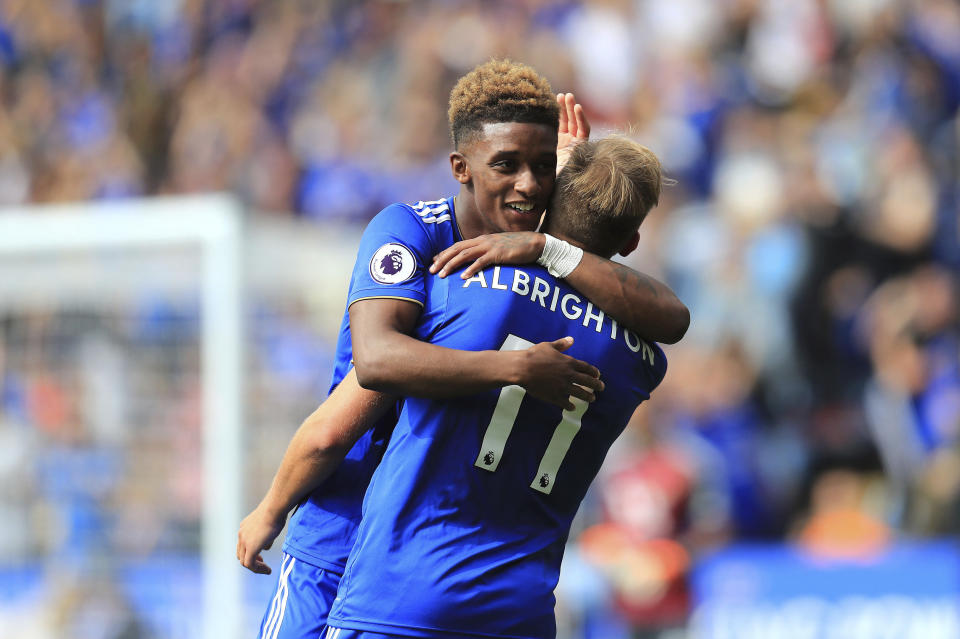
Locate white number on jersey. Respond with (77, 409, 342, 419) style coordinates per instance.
(473, 334, 589, 494)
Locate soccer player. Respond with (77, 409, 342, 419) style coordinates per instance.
(240, 60, 687, 639)
(321, 134, 668, 638)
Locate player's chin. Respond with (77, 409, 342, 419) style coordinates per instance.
(501, 206, 543, 232)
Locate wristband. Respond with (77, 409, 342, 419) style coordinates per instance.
(537, 234, 584, 279)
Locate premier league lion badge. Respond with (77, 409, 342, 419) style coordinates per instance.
(369, 242, 416, 284)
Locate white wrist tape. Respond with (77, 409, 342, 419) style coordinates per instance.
(537, 234, 584, 279)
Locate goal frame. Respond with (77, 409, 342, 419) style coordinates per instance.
(0, 193, 244, 639)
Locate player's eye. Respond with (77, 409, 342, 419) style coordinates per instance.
(490, 160, 516, 171)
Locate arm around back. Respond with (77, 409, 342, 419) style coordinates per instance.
(237, 368, 393, 574)
(564, 251, 689, 344)
(430, 232, 690, 344)
(349, 297, 605, 410)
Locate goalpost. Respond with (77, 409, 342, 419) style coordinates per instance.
(0, 194, 244, 639)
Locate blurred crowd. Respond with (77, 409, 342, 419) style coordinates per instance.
(1, 0, 959, 637)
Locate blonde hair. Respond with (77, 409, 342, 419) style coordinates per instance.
(546, 137, 665, 257)
(448, 59, 559, 148)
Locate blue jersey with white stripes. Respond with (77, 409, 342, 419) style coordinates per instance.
(282, 197, 461, 572)
(328, 263, 668, 639)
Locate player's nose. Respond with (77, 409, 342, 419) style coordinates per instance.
(514, 167, 540, 197)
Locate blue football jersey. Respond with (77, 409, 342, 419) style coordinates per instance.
(327, 264, 668, 638)
(282, 197, 461, 571)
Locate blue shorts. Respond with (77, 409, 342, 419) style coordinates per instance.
(323, 628, 483, 639)
(258, 553, 342, 639)
(323, 630, 400, 639)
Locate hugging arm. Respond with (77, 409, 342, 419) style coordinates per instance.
(430, 234, 689, 344)
(563, 251, 689, 344)
(430, 92, 688, 343)
(238, 296, 608, 574)
(237, 368, 393, 574)
(349, 297, 604, 411)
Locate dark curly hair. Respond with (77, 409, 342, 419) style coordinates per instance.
(448, 59, 560, 148)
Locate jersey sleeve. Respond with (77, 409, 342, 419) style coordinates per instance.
(347, 203, 434, 308)
(644, 342, 669, 392)
(631, 340, 668, 398)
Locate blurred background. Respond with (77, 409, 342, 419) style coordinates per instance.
(0, 0, 958, 638)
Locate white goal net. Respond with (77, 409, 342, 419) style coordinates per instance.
(0, 194, 360, 639)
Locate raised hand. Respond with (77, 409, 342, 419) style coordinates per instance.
(237, 504, 286, 574)
(512, 337, 604, 410)
(556, 92, 590, 173)
(431, 232, 545, 279)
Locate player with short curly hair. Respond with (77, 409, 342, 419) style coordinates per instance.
(240, 59, 688, 639)
(448, 58, 560, 149)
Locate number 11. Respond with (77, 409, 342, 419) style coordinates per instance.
(473, 334, 589, 494)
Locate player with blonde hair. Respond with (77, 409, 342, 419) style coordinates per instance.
(320, 136, 672, 639)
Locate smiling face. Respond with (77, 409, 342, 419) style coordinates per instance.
(450, 122, 558, 239)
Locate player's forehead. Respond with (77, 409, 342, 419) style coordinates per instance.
(466, 121, 557, 156)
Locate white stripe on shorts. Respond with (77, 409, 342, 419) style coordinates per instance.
(262, 554, 296, 639)
(271, 557, 295, 639)
(260, 554, 289, 639)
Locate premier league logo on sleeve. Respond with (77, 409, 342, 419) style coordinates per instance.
(369, 242, 417, 284)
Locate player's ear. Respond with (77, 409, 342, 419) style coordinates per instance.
(450, 152, 471, 184)
(618, 231, 640, 258)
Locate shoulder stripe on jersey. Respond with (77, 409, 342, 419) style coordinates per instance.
(414, 203, 448, 215)
(411, 200, 452, 225)
(412, 198, 446, 209)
